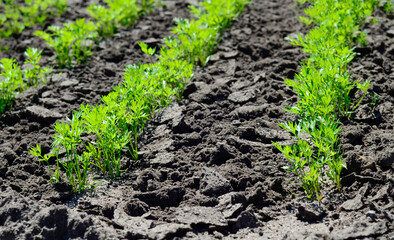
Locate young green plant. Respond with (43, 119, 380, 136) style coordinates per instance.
(24, 47, 52, 86)
(35, 19, 98, 68)
(0, 58, 24, 113)
(0, 48, 51, 114)
(0, 0, 68, 38)
(51, 111, 97, 192)
(30, 144, 60, 183)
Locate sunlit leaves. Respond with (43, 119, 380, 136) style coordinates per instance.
(32, 0, 250, 193)
(0, 48, 51, 114)
(0, 0, 67, 38)
(87, 0, 158, 37)
(276, 0, 381, 199)
(35, 19, 98, 68)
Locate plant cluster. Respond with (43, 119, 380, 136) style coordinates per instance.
(35, 0, 159, 68)
(172, 0, 249, 67)
(31, 0, 251, 192)
(274, 0, 391, 199)
(87, 0, 158, 37)
(35, 19, 98, 68)
(0, 48, 51, 114)
(0, 0, 67, 39)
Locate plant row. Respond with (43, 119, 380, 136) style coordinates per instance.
(0, 48, 52, 113)
(35, 0, 159, 68)
(274, 0, 392, 200)
(0, 0, 159, 114)
(0, 0, 67, 39)
(31, 0, 251, 192)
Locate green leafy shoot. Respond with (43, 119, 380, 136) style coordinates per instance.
(138, 42, 156, 62)
(35, 19, 98, 68)
(20, 0, 68, 26)
(172, 18, 218, 67)
(51, 111, 97, 192)
(24, 47, 52, 86)
(30, 144, 60, 183)
(381, 0, 394, 13)
(0, 58, 23, 113)
(0, 0, 68, 39)
(273, 140, 322, 199)
(33, 0, 251, 193)
(81, 104, 131, 178)
(0, 48, 51, 114)
(0, 0, 25, 38)
(87, 0, 158, 38)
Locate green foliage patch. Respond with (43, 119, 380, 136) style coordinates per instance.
(0, 48, 51, 114)
(32, 0, 251, 192)
(274, 0, 390, 200)
(0, 0, 67, 39)
(87, 0, 158, 37)
(35, 19, 98, 68)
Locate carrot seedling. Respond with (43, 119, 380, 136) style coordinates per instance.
(0, 0, 67, 39)
(30, 145, 60, 183)
(88, 0, 158, 38)
(0, 58, 23, 113)
(24, 47, 52, 86)
(35, 19, 98, 68)
(51, 111, 97, 192)
(33, 0, 251, 193)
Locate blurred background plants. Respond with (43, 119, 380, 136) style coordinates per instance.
(0, 0, 67, 39)
(0, 47, 51, 114)
(35, 19, 98, 68)
(274, 0, 391, 200)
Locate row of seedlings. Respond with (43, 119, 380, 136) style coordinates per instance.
(0, 0, 67, 39)
(0, 0, 67, 113)
(35, 0, 160, 68)
(31, 0, 252, 192)
(0, 48, 52, 113)
(0, 0, 159, 114)
(274, 0, 393, 200)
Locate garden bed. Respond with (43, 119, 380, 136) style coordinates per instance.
(0, 0, 393, 239)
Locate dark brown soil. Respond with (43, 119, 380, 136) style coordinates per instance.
(0, 0, 393, 239)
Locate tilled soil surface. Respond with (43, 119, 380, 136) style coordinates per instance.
(1, 0, 393, 239)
